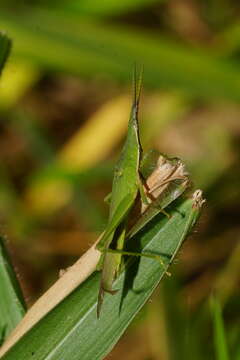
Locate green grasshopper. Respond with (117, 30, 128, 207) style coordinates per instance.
(96, 69, 189, 317)
(96, 67, 146, 317)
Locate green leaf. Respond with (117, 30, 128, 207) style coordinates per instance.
(1, 194, 203, 360)
(211, 295, 230, 360)
(0, 237, 26, 341)
(0, 32, 11, 74)
(1, 9, 240, 101)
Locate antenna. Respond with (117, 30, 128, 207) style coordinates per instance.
(133, 63, 144, 107)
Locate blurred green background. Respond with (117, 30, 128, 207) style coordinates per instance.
(0, 1, 240, 359)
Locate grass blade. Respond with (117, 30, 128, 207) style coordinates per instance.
(1, 191, 204, 359)
(1, 9, 240, 101)
(211, 295, 230, 360)
(0, 237, 26, 343)
(54, 0, 162, 17)
(0, 33, 11, 74)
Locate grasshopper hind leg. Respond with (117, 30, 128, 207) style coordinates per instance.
(97, 281, 118, 318)
(97, 251, 120, 318)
